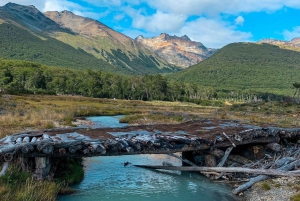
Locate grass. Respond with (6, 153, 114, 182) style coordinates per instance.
(0, 165, 58, 201)
(0, 95, 220, 138)
(292, 183, 300, 201)
(261, 182, 271, 191)
(0, 158, 84, 201)
(1, 94, 300, 200)
(1, 95, 300, 139)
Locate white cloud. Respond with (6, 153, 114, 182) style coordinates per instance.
(125, 8, 187, 33)
(114, 14, 125, 21)
(43, 0, 86, 12)
(172, 17, 253, 48)
(235, 16, 245, 25)
(283, 26, 300, 40)
(82, 0, 140, 7)
(144, 0, 300, 16)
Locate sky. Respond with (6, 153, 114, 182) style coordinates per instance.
(0, 0, 300, 48)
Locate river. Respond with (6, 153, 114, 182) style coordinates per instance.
(57, 116, 239, 201)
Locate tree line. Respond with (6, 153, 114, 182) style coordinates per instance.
(0, 59, 289, 105)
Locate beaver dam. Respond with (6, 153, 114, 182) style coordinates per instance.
(0, 119, 300, 195)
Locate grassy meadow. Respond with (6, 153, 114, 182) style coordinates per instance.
(1, 94, 300, 139)
(0, 94, 300, 200)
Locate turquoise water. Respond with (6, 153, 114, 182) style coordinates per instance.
(86, 115, 128, 128)
(58, 155, 238, 201)
(57, 116, 238, 201)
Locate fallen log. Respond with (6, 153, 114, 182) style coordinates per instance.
(232, 157, 299, 195)
(134, 165, 300, 177)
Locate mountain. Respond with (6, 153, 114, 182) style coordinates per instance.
(44, 11, 177, 74)
(169, 42, 300, 94)
(136, 33, 216, 68)
(258, 38, 300, 52)
(0, 3, 117, 72)
(0, 3, 178, 75)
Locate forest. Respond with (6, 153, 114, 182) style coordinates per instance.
(170, 43, 300, 96)
(0, 59, 290, 105)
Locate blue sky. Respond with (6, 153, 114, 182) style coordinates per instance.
(0, 0, 300, 48)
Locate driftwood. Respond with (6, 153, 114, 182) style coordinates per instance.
(134, 164, 300, 177)
(217, 147, 233, 167)
(232, 157, 299, 194)
(222, 132, 236, 147)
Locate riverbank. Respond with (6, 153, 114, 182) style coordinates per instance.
(1, 95, 300, 200)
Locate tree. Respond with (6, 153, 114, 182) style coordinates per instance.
(293, 82, 300, 104)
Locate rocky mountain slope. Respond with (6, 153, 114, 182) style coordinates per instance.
(258, 38, 300, 52)
(0, 3, 116, 72)
(44, 10, 178, 74)
(136, 34, 216, 68)
(0, 3, 178, 75)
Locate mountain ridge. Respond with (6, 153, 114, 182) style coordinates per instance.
(0, 3, 178, 75)
(258, 38, 300, 52)
(136, 33, 216, 68)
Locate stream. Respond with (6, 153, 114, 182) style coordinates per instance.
(57, 116, 239, 201)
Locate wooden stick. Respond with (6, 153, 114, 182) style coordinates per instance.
(222, 132, 236, 147)
(232, 158, 300, 194)
(217, 147, 233, 167)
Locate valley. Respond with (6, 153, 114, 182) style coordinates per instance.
(0, 2, 300, 201)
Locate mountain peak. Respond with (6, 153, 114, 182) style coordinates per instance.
(136, 33, 215, 68)
(4, 2, 37, 11)
(180, 35, 191, 41)
(0, 3, 63, 32)
(135, 35, 144, 41)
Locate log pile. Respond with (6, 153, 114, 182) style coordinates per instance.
(0, 126, 300, 194)
(0, 127, 299, 161)
(135, 141, 300, 195)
